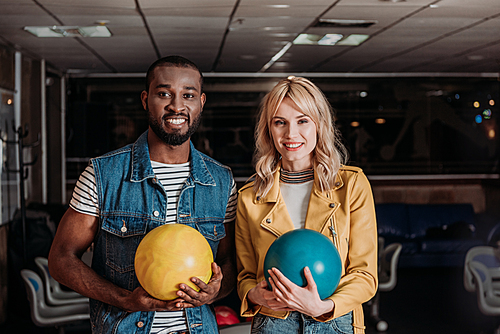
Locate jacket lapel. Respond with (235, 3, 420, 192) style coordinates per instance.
(257, 165, 295, 237)
(304, 173, 342, 233)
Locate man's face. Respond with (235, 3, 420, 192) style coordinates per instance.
(142, 65, 206, 146)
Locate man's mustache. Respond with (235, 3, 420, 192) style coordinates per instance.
(162, 112, 189, 120)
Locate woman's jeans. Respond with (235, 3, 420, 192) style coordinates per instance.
(251, 311, 353, 334)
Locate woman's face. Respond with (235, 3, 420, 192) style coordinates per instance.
(270, 97, 317, 171)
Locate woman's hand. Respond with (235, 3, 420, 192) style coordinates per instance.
(267, 266, 334, 318)
(247, 280, 294, 311)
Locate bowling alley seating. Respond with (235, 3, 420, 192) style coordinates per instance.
(366, 237, 402, 332)
(20, 269, 90, 331)
(464, 246, 500, 333)
(376, 203, 484, 267)
(34, 257, 89, 306)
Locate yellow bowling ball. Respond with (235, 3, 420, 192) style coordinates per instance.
(134, 223, 213, 300)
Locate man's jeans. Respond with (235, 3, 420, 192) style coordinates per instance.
(251, 311, 353, 334)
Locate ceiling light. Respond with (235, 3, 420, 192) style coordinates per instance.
(239, 55, 257, 60)
(267, 5, 290, 8)
(336, 34, 370, 46)
(270, 33, 294, 37)
(375, 118, 386, 124)
(273, 62, 289, 67)
(351, 121, 360, 127)
(293, 34, 323, 45)
(294, 33, 369, 46)
(259, 42, 292, 72)
(262, 27, 285, 31)
(429, 4, 439, 8)
(24, 25, 112, 38)
(318, 34, 344, 45)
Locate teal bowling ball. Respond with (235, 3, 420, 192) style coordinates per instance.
(263, 229, 342, 300)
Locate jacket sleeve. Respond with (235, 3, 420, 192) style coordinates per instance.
(235, 189, 263, 317)
(316, 170, 378, 324)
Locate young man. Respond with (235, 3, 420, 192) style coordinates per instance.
(48, 56, 237, 334)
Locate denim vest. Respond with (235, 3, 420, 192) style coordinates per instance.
(89, 131, 234, 334)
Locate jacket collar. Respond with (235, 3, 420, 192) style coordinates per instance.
(130, 130, 215, 186)
(255, 161, 344, 203)
(255, 162, 344, 235)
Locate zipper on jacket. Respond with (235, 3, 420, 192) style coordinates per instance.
(329, 219, 337, 244)
(326, 193, 338, 245)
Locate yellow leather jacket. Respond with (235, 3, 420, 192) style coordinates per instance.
(235, 165, 378, 334)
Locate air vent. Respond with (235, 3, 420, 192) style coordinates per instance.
(314, 19, 377, 28)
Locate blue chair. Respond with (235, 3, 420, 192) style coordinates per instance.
(35, 257, 89, 306)
(20, 269, 90, 330)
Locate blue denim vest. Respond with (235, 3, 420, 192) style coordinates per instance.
(89, 131, 234, 334)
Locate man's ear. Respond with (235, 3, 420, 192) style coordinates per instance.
(141, 90, 148, 110)
(200, 93, 206, 111)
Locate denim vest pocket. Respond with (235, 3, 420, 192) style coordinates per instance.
(101, 216, 149, 286)
(194, 221, 226, 258)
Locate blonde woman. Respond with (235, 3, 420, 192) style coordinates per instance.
(235, 76, 378, 334)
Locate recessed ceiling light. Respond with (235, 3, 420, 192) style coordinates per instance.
(337, 34, 370, 46)
(273, 62, 289, 67)
(293, 33, 369, 46)
(293, 34, 323, 45)
(270, 33, 294, 37)
(318, 34, 344, 45)
(262, 27, 286, 31)
(239, 55, 257, 60)
(24, 25, 112, 37)
(266, 5, 290, 8)
(429, 4, 439, 8)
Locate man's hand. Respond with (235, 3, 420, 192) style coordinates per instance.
(123, 286, 185, 313)
(174, 262, 223, 308)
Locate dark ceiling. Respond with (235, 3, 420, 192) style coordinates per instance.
(1, 0, 499, 75)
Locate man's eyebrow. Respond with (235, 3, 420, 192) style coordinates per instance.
(155, 84, 199, 92)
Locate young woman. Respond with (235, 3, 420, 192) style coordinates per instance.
(235, 76, 378, 334)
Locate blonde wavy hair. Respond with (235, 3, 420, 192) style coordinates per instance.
(253, 76, 348, 197)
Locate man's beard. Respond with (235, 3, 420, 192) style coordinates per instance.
(148, 109, 202, 146)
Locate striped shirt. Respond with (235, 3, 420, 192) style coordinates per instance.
(70, 160, 237, 334)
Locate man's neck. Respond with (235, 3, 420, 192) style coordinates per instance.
(147, 131, 191, 164)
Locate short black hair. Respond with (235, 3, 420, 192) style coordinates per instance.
(145, 55, 204, 93)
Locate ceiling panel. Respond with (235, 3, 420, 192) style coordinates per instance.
(0, 0, 498, 74)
